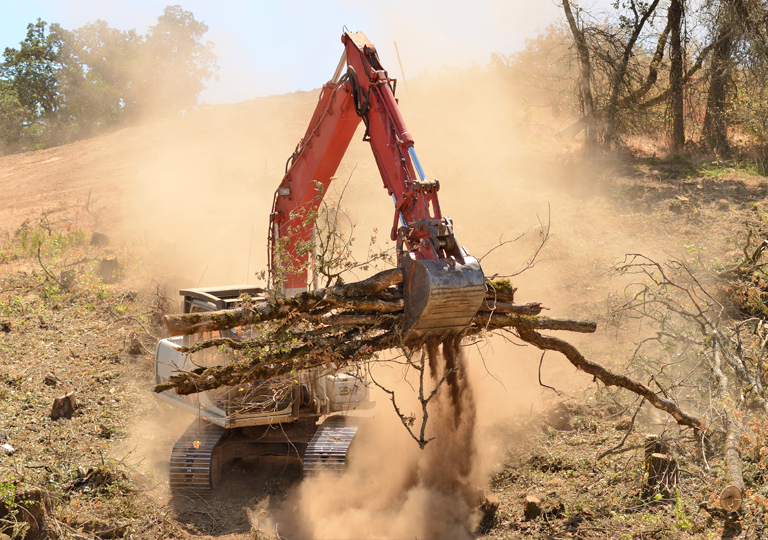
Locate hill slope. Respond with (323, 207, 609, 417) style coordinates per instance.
(2, 70, 767, 538)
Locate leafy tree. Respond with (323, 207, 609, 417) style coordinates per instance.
(49, 24, 92, 141)
(1, 19, 66, 146)
(74, 20, 143, 122)
(139, 5, 218, 114)
(55, 21, 143, 138)
(0, 80, 30, 153)
(0, 6, 218, 155)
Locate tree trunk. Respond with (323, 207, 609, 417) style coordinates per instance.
(702, 0, 747, 152)
(702, 30, 733, 152)
(562, 0, 597, 151)
(604, 0, 661, 147)
(619, 20, 670, 109)
(711, 338, 745, 512)
(669, 0, 685, 150)
(720, 414, 745, 512)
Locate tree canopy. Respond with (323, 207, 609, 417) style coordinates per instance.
(0, 5, 218, 155)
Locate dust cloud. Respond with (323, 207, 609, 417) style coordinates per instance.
(112, 400, 194, 500)
(270, 337, 483, 540)
(112, 32, 677, 538)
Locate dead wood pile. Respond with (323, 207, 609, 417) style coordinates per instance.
(152, 269, 701, 433)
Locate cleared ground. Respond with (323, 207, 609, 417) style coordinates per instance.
(2, 73, 767, 539)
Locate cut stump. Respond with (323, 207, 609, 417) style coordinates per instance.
(481, 494, 500, 522)
(643, 435, 678, 499)
(51, 392, 77, 420)
(720, 484, 743, 513)
(524, 494, 542, 520)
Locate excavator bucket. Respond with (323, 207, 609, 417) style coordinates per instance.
(402, 255, 486, 339)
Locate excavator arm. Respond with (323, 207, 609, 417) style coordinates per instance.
(269, 31, 484, 338)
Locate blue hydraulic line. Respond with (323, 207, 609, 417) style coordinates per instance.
(407, 147, 426, 181)
(392, 194, 406, 227)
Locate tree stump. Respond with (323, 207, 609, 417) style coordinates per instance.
(524, 494, 542, 520)
(60, 269, 76, 290)
(127, 333, 142, 355)
(546, 401, 573, 431)
(481, 494, 500, 522)
(51, 392, 77, 420)
(643, 435, 678, 499)
(0, 488, 56, 540)
(90, 232, 110, 247)
(97, 258, 121, 283)
(43, 372, 60, 387)
(644, 434, 670, 459)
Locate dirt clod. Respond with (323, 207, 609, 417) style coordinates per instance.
(42, 372, 60, 387)
(91, 232, 110, 247)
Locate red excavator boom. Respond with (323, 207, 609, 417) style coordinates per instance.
(268, 31, 484, 338)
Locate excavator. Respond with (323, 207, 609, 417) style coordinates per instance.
(154, 31, 485, 494)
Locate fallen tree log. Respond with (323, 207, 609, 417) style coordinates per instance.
(331, 268, 402, 296)
(481, 300, 545, 315)
(711, 338, 744, 512)
(163, 290, 403, 336)
(164, 296, 549, 337)
(163, 270, 538, 337)
(156, 330, 398, 395)
(477, 313, 596, 333)
(155, 268, 702, 435)
(720, 414, 744, 513)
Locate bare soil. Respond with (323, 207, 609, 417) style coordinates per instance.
(2, 87, 768, 539)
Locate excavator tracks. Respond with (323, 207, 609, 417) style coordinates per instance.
(168, 417, 359, 492)
(169, 422, 224, 494)
(303, 417, 358, 478)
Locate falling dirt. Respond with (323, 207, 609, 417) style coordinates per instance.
(268, 337, 484, 540)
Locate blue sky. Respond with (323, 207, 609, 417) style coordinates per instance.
(0, 1, 612, 104)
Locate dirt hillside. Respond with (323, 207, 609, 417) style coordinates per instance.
(2, 69, 767, 539)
